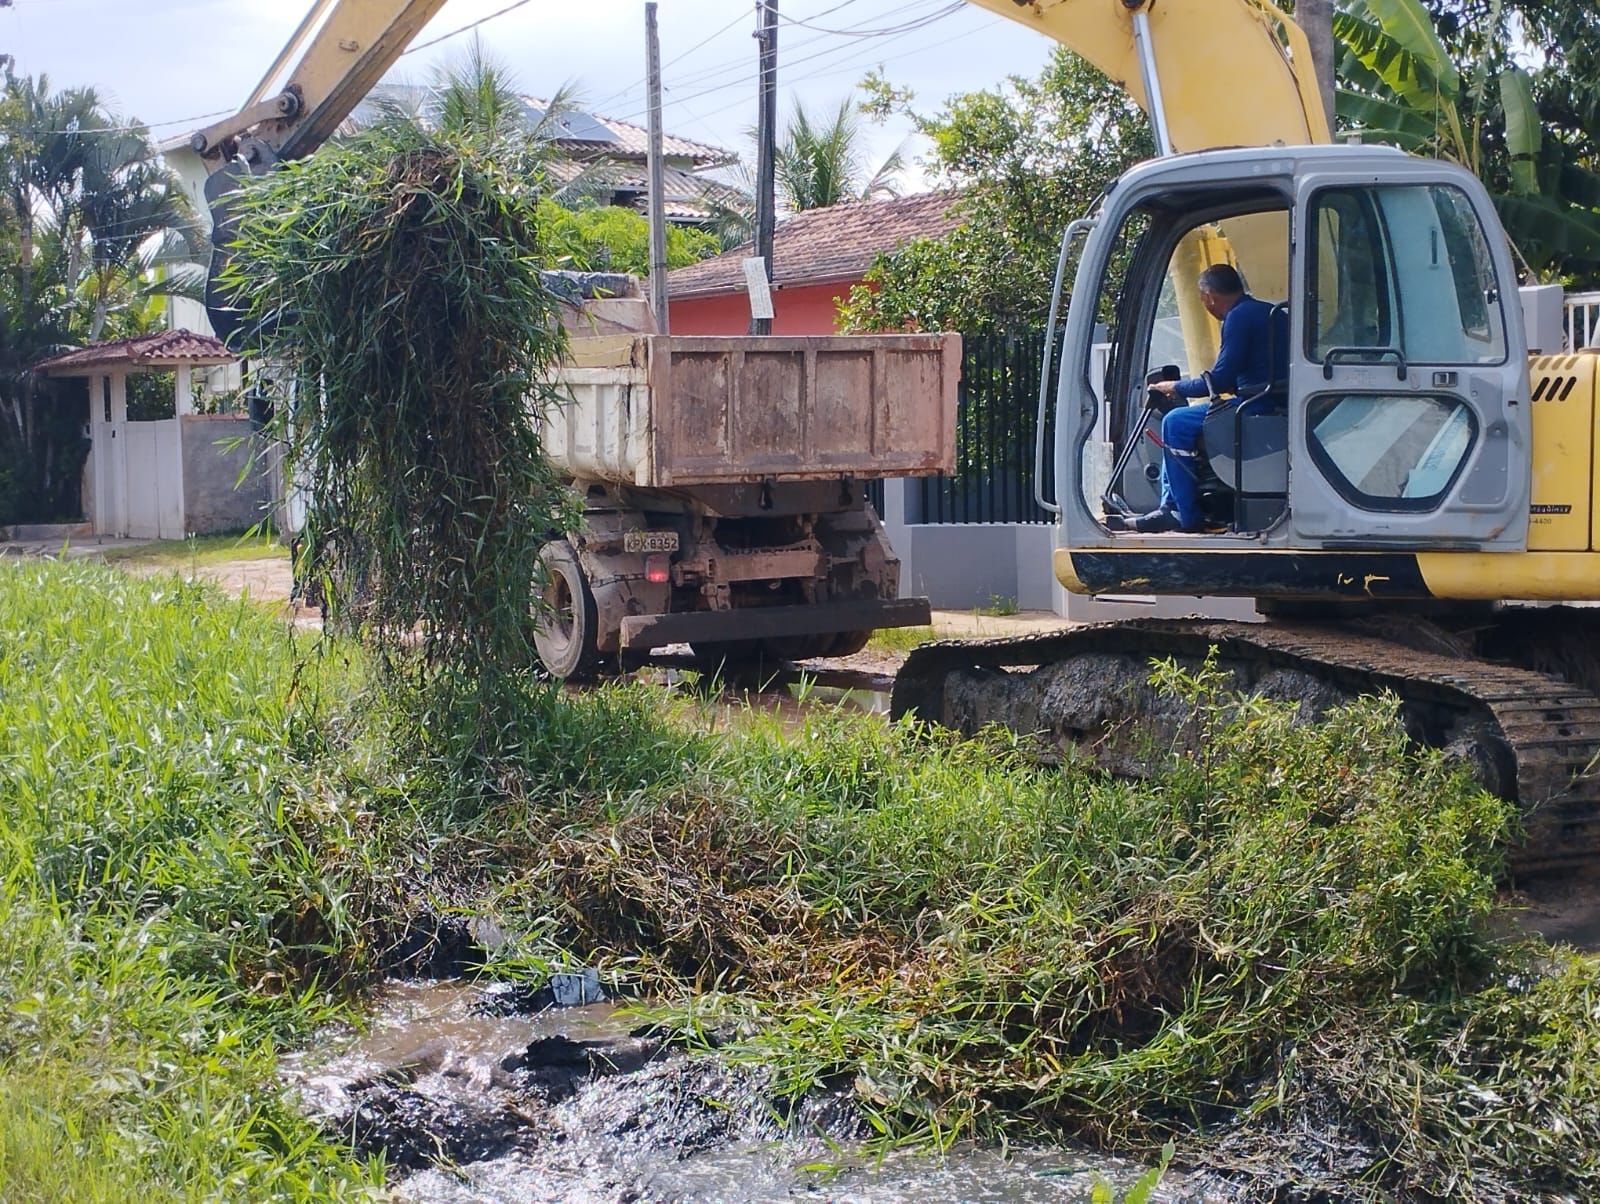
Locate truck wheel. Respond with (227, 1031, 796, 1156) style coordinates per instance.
(534, 541, 601, 680)
(825, 630, 872, 658)
(691, 640, 767, 674)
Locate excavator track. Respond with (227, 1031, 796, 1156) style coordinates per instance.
(891, 620, 1600, 876)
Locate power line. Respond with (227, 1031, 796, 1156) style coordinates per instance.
(400, 0, 535, 56)
(588, 0, 860, 113)
(671, 7, 981, 128)
(609, 0, 961, 126)
(775, 0, 963, 37)
(596, 0, 942, 120)
(2, 108, 235, 137)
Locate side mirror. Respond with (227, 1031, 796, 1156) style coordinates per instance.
(1145, 364, 1181, 386)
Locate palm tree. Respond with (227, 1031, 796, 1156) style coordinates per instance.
(0, 73, 103, 306)
(774, 98, 904, 212)
(74, 124, 197, 338)
(364, 38, 591, 204)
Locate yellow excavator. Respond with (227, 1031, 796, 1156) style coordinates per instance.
(890, 0, 1600, 877)
(183, 0, 1600, 874)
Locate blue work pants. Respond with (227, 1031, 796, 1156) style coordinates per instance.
(1158, 401, 1214, 530)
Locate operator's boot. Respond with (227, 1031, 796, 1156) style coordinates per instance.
(1105, 505, 1183, 533)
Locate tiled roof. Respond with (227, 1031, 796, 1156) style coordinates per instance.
(666, 191, 961, 297)
(546, 159, 743, 211)
(528, 98, 733, 165)
(35, 330, 236, 375)
(352, 86, 734, 166)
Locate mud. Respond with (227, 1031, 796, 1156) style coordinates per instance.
(285, 979, 1205, 1203)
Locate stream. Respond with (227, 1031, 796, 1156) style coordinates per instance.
(283, 979, 1211, 1203)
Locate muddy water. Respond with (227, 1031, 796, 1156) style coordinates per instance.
(284, 980, 1205, 1203)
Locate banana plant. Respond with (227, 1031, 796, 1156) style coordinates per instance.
(1333, 0, 1600, 273)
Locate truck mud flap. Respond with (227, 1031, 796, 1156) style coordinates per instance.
(619, 598, 931, 651)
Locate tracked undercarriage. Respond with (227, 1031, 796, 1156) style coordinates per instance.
(890, 612, 1600, 877)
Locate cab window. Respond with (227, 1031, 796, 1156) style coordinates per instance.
(1307, 184, 1506, 365)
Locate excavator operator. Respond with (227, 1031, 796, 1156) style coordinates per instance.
(1114, 263, 1287, 533)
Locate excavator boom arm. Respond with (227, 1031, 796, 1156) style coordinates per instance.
(192, 0, 450, 169)
(959, 0, 1329, 151)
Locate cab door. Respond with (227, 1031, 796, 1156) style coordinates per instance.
(1287, 163, 1529, 549)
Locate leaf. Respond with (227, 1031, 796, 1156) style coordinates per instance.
(1334, 12, 1445, 108)
(1123, 1141, 1176, 1204)
(1499, 68, 1541, 196)
(1336, 89, 1439, 150)
(1354, 0, 1461, 96)
(1494, 193, 1600, 264)
(1333, 9, 1468, 162)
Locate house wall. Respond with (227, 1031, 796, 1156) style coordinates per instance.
(668, 280, 857, 336)
(181, 416, 272, 534)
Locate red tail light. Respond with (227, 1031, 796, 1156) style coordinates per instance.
(645, 553, 671, 584)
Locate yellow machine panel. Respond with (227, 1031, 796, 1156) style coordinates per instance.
(1527, 354, 1596, 551)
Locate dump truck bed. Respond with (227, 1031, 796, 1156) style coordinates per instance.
(545, 333, 959, 488)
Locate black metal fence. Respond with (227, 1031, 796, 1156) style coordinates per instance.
(915, 328, 1058, 525)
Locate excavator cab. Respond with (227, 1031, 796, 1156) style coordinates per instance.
(1053, 145, 1530, 597)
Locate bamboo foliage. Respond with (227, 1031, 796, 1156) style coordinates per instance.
(220, 116, 576, 758)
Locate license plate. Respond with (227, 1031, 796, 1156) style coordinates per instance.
(624, 529, 679, 553)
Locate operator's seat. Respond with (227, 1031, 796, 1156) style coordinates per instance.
(1197, 302, 1290, 532)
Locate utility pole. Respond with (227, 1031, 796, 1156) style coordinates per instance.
(749, 0, 777, 335)
(645, 2, 670, 332)
(1296, 0, 1336, 133)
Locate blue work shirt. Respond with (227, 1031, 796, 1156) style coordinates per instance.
(1175, 294, 1288, 399)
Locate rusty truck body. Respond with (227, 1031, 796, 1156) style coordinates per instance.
(532, 285, 959, 678)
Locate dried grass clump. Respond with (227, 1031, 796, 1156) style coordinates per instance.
(221, 117, 574, 761)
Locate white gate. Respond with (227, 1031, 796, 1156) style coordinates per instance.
(122, 420, 185, 540)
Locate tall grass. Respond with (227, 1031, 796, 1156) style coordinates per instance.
(477, 665, 1600, 1197)
(7, 557, 1600, 1199)
(0, 560, 377, 1197)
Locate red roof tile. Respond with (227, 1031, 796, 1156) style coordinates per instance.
(35, 330, 236, 375)
(666, 191, 961, 298)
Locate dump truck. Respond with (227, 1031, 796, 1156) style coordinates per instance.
(534, 278, 957, 677)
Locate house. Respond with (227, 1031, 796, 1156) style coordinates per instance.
(665, 192, 961, 335)
(354, 88, 745, 227)
(35, 331, 270, 541)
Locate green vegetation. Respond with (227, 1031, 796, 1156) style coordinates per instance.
(0, 560, 376, 1198)
(541, 200, 718, 275)
(97, 529, 288, 567)
(841, 53, 1153, 334)
(865, 623, 936, 654)
(221, 113, 575, 763)
(977, 593, 1020, 617)
(9, 557, 1600, 1197)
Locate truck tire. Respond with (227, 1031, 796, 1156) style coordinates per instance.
(824, 630, 872, 658)
(763, 631, 874, 661)
(691, 640, 768, 674)
(534, 540, 601, 680)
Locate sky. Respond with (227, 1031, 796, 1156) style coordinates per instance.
(0, 0, 1056, 190)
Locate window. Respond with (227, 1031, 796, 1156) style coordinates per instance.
(1307, 393, 1477, 510)
(1307, 184, 1506, 365)
(1144, 212, 1290, 385)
